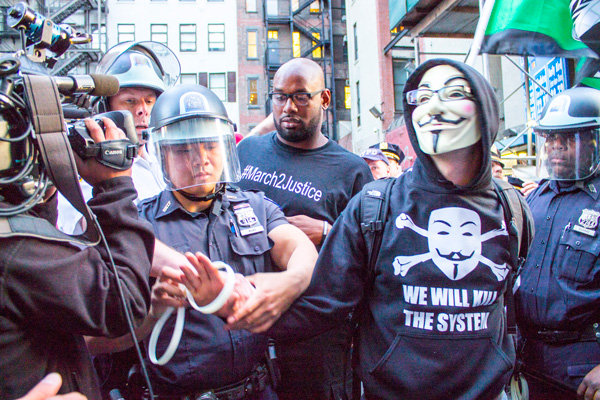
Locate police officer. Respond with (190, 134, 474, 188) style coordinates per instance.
(516, 86, 600, 400)
(137, 84, 317, 398)
(369, 141, 405, 177)
(57, 41, 181, 234)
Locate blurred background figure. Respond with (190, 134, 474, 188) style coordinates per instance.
(369, 141, 405, 177)
(491, 144, 505, 180)
(360, 148, 391, 180)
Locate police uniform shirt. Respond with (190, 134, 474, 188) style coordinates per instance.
(137, 187, 288, 394)
(517, 175, 600, 331)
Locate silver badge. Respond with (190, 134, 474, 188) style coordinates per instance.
(235, 207, 258, 227)
(579, 209, 600, 230)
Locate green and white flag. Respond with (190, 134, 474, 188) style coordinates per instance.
(481, 0, 597, 58)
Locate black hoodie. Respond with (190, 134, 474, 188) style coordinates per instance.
(269, 59, 515, 399)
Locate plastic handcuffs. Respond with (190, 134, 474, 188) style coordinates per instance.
(148, 261, 235, 365)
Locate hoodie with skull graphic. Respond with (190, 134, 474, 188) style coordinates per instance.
(268, 59, 518, 399)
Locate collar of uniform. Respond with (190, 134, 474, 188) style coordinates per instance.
(154, 190, 209, 219)
(547, 176, 600, 200)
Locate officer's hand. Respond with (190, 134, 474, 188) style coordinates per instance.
(150, 267, 186, 319)
(225, 270, 305, 333)
(578, 364, 600, 400)
(286, 215, 328, 246)
(74, 118, 132, 187)
(17, 373, 86, 400)
(180, 252, 255, 318)
(520, 181, 538, 197)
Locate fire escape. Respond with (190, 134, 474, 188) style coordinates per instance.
(0, 0, 106, 76)
(264, 0, 339, 140)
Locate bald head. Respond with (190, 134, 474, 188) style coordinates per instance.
(271, 58, 331, 149)
(273, 58, 325, 89)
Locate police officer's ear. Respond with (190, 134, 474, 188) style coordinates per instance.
(321, 88, 331, 110)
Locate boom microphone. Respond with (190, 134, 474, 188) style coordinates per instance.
(53, 74, 119, 97)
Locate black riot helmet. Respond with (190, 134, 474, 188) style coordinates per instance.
(535, 86, 600, 181)
(145, 84, 240, 191)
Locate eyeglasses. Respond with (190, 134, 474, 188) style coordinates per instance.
(406, 85, 473, 105)
(269, 90, 325, 106)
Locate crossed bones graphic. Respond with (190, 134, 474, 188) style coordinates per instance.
(392, 207, 510, 281)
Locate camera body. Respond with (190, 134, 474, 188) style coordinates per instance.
(67, 110, 139, 170)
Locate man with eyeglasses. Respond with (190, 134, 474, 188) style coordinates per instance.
(229, 59, 532, 399)
(235, 58, 372, 400)
(515, 86, 600, 400)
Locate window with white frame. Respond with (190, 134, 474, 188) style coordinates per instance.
(180, 74, 197, 84)
(180, 24, 197, 52)
(209, 73, 227, 101)
(208, 24, 225, 51)
(151, 24, 168, 46)
(117, 24, 135, 43)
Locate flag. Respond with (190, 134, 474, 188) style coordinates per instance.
(481, 0, 598, 58)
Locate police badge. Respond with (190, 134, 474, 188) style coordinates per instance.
(573, 209, 600, 237)
(233, 204, 265, 236)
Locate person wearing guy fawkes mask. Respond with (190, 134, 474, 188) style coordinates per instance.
(515, 86, 600, 400)
(219, 59, 533, 399)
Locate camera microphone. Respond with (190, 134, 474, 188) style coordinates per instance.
(53, 74, 119, 97)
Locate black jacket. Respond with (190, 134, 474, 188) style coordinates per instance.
(0, 177, 154, 400)
(270, 59, 516, 399)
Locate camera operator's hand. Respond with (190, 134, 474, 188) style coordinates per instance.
(17, 373, 86, 400)
(74, 118, 132, 186)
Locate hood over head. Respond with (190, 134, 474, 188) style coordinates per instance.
(403, 58, 499, 191)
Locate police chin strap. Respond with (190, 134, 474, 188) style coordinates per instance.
(149, 261, 236, 366)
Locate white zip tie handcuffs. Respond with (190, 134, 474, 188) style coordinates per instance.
(149, 261, 235, 365)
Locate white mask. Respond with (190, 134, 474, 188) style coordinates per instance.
(411, 65, 481, 154)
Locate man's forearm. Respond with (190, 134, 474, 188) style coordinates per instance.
(151, 239, 190, 277)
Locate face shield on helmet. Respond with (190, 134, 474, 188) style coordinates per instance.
(536, 127, 600, 181)
(534, 87, 600, 181)
(96, 41, 181, 94)
(146, 84, 241, 192)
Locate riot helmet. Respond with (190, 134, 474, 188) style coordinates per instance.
(535, 86, 600, 181)
(93, 41, 180, 112)
(146, 84, 240, 192)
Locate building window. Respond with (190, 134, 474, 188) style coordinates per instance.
(393, 61, 411, 113)
(353, 23, 358, 61)
(180, 24, 196, 52)
(312, 32, 321, 58)
(180, 73, 197, 84)
(151, 24, 168, 46)
(310, 0, 320, 13)
(267, 30, 278, 40)
(91, 24, 107, 52)
(248, 77, 258, 106)
(246, 0, 257, 12)
(210, 73, 227, 102)
(356, 81, 361, 127)
(208, 24, 225, 51)
(293, 32, 301, 58)
(247, 30, 258, 59)
(345, 86, 351, 109)
(117, 24, 135, 43)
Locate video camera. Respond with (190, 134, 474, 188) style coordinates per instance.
(0, 3, 138, 216)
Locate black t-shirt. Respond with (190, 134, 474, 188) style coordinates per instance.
(237, 132, 373, 223)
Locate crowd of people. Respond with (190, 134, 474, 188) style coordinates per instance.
(2, 39, 600, 400)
